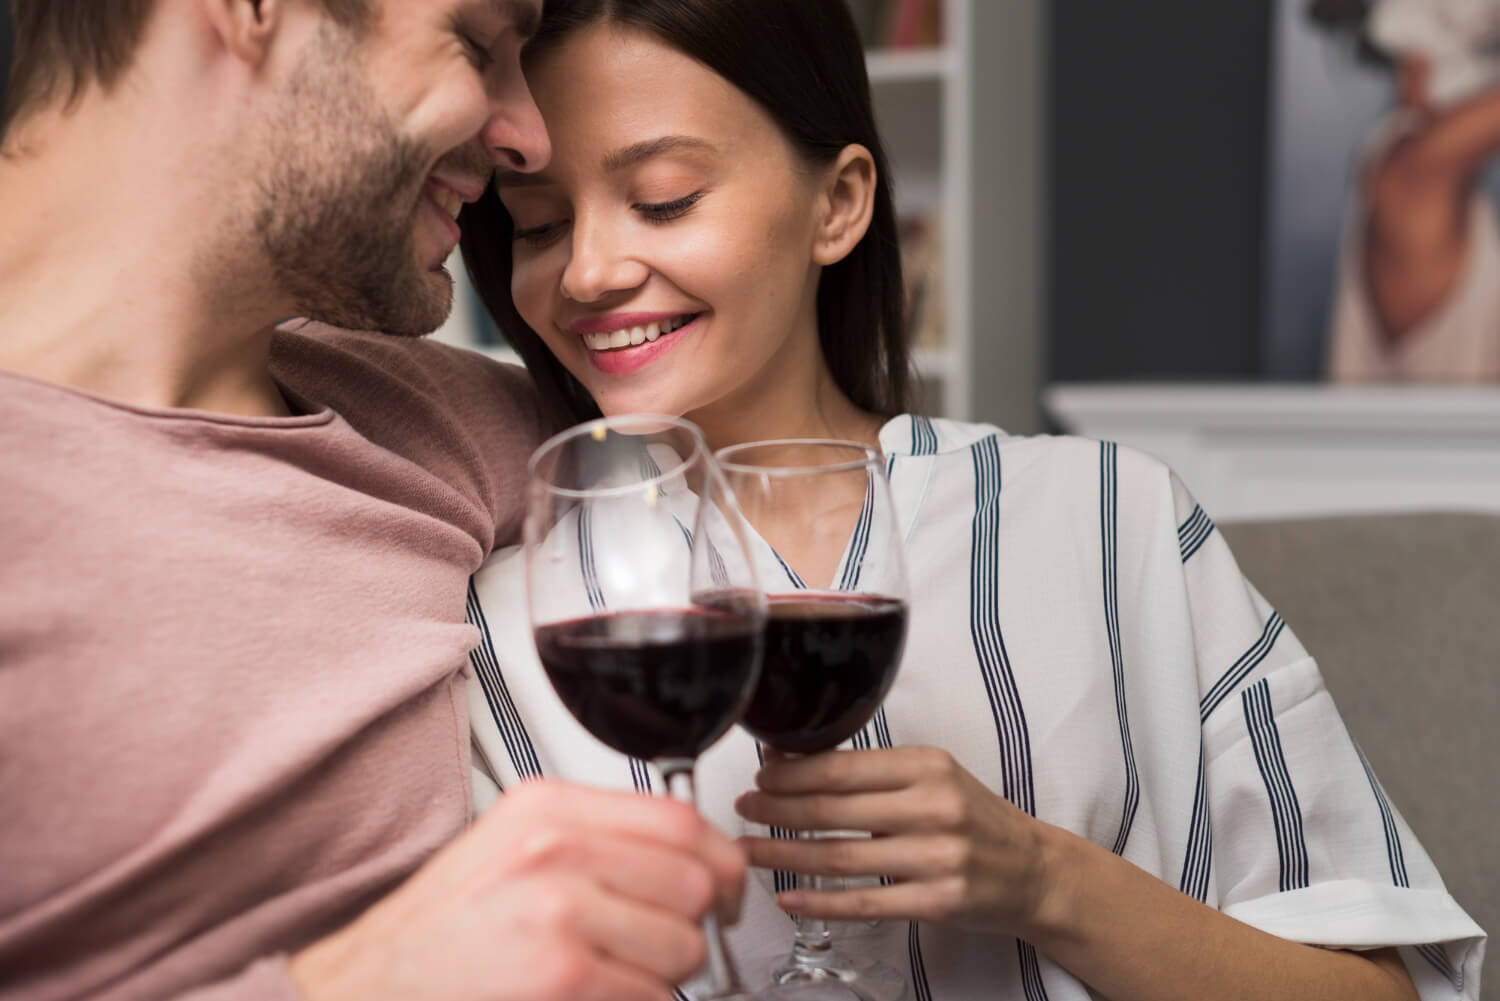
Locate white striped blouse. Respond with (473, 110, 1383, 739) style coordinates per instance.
(467, 415, 1484, 1000)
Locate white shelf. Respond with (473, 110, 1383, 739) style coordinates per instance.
(866, 0, 974, 421)
(866, 48, 954, 84)
(1044, 383, 1500, 522)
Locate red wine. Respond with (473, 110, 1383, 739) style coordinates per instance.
(534, 609, 760, 761)
(740, 594, 908, 754)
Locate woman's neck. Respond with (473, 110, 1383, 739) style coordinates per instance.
(686, 330, 887, 455)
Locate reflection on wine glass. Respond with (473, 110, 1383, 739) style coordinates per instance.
(717, 439, 911, 1001)
(525, 415, 765, 1000)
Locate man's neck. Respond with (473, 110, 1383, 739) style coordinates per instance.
(0, 101, 293, 417)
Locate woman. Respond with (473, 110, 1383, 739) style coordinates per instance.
(459, 1, 1484, 998)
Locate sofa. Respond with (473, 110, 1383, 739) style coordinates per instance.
(1222, 512, 1499, 995)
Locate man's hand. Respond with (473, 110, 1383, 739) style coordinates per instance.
(291, 780, 746, 1001)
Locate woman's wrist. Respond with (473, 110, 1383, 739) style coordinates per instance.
(1014, 819, 1105, 953)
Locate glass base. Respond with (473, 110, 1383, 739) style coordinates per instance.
(748, 951, 908, 1001)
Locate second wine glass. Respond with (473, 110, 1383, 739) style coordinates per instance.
(716, 439, 911, 1001)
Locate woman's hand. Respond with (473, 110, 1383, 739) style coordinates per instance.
(734, 746, 1055, 938)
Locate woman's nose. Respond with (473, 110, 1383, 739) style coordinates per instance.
(560, 218, 650, 303)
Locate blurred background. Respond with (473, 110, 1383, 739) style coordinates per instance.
(7, 0, 1496, 522)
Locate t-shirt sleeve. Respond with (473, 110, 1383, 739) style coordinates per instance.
(270, 323, 551, 551)
(1168, 474, 1486, 1000)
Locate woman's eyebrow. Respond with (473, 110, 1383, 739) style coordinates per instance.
(493, 136, 718, 189)
(601, 136, 718, 173)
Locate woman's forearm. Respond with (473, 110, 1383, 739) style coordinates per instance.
(1025, 824, 1419, 1001)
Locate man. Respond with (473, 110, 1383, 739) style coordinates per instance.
(0, 2, 743, 1000)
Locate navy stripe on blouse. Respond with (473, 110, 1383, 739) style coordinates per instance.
(1178, 740, 1213, 902)
(1177, 503, 1216, 563)
(968, 434, 1050, 1001)
(1100, 442, 1140, 857)
(1242, 679, 1309, 893)
(467, 579, 544, 782)
(1200, 612, 1287, 723)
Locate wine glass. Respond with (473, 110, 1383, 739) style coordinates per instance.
(716, 440, 911, 1001)
(525, 414, 766, 1000)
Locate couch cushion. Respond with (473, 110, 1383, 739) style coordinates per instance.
(1223, 513, 1498, 993)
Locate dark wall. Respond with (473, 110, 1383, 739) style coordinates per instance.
(1048, 0, 1273, 381)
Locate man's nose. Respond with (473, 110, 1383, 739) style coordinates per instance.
(483, 72, 551, 173)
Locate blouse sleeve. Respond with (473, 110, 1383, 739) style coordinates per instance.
(1167, 475, 1486, 1000)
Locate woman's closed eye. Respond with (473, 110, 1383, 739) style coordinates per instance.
(512, 219, 569, 249)
(636, 192, 704, 223)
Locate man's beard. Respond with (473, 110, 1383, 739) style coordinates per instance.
(253, 27, 453, 337)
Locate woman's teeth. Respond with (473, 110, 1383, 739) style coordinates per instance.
(581, 315, 693, 352)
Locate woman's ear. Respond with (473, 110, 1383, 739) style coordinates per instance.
(199, 0, 282, 67)
(812, 144, 878, 267)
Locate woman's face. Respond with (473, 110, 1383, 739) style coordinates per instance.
(496, 22, 829, 421)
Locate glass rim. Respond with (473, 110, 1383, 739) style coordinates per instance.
(528, 413, 710, 500)
(714, 437, 883, 478)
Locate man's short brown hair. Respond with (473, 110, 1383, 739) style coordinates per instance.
(2, 0, 371, 134)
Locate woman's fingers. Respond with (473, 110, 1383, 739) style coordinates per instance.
(738, 787, 960, 834)
(771, 877, 970, 924)
(741, 831, 973, 880)
(751, 745, 959, 795)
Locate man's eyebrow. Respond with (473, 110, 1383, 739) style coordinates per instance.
(494, 136, 718, 189)
(496, 0, 540, 38)
(601, 136, 718, 173)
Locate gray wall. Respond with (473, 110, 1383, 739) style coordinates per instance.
(969, 0, 1047, 433)
(1047, 0, 1272, 383)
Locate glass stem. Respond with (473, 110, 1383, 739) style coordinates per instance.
(789, 829, 835, 967)
(661, 764, 742, 998)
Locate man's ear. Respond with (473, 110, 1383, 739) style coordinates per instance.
(812, 144, 878, 267)
(199, 0, 282, 66)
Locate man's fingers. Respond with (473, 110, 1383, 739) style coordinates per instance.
(481, 781, 747, 922)
(588, 835, 732, 923)
(527, 941, 679, 1001)
(508, 872, 709, 987)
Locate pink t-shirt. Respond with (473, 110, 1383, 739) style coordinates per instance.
(0, 324, 548, 1001)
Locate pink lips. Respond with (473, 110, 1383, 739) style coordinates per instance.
(583, 316, 700, 376)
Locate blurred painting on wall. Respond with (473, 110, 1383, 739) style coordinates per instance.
(1263, 0, 1500, 383)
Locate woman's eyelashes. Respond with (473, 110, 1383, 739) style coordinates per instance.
(512, 220, 567, 249)
(635, 192, 705, 223)
(510, 192, 706, 248)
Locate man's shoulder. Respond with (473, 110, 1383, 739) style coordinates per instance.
(270, 322, 549, 544)
(271, 322, 542, 432)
